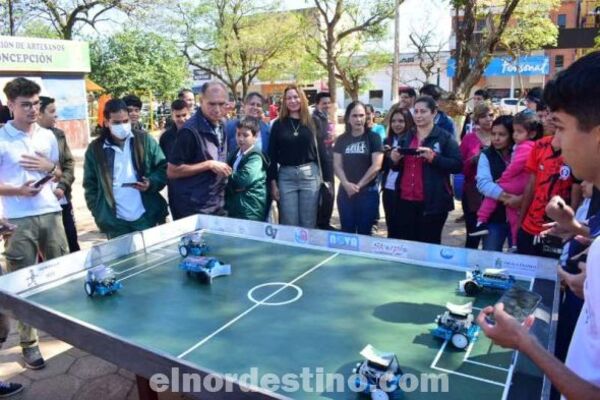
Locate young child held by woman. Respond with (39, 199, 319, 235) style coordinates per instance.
(470, 110, 544, 245)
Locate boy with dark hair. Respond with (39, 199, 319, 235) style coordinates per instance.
(419, 84, 456, 137)
(178, 88, 195, 112)
(159, 99, 190, 219)
(477, 50, 600, 399)
(398, 87, 416, 111)
(0, 77, 67, 369)
(122, 94, 144, 131)
(159, 99, 190, 162)
(525, 86, 543, 111)
(83, 99, 168, 238)
(225, 116, 268, 221)
(38, 96, 80, 252)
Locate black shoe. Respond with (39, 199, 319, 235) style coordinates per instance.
(22, 346, 45, 370)
(469, 223, 489, 237)
(0, 382, 24, 398)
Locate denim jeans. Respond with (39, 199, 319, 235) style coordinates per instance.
(338, 185, 379, 235)
(481, 222, 510, 251)
(277, 163, 320, 228)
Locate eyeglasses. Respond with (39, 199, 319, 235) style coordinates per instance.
(18, 100, 41, 111)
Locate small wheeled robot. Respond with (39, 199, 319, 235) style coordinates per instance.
(458, 267, 515, 296)
(178, 232, 210, 257)
(352, 345, 403, 400)
(84, 264, 123, 297)
(431, 302, 479, 350)
(179, 256, 231, 284)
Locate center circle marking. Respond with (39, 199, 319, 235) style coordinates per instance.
(247, 282, 303, 306)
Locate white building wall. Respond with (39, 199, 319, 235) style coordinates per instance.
(336, 52, 451, 112)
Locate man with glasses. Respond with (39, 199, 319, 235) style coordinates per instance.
(0, 78, 68, 370)
(167, 81, 232, 218)
(225, 92, 270, 155)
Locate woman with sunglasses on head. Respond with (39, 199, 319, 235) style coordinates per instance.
(459, 102, 495, 248)
(268, 85, 332, 228)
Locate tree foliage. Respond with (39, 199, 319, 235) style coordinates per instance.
(408, 24, 447, 85)
(0, 0, 28, 35)
(175, 0, 301, 98)
(89, 29, 188, 98)
(500, 0, 560, 57)
(303, 0, 398, 114)
(1, 0, 154, 39)
(450, 0, 522, 100)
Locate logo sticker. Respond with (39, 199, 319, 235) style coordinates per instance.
(264, 225, 278, 239)
(294, 228, 309, 244)
(371, 240, 408, 258)
(328, 232, 359, 251)
(559, 165, 571, 180)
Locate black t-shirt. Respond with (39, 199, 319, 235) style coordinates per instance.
(333, 130, 383, 186)
(159, 126, 178, 163)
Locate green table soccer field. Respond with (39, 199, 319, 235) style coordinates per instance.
(0, 216, 558, 400)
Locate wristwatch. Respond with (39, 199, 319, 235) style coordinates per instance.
(49, 163, 57, 175)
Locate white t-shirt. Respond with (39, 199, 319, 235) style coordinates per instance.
(384, 137, 400, 190)
(103, 137, 146, 222)
(0, 122, 62, 219)
(565, 235, 600, 391)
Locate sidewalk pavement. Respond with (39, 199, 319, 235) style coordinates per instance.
(0, 153, 467, 399)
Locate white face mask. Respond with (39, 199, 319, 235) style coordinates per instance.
(110, 122, 132, 140)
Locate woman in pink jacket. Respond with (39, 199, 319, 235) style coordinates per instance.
(459, 103, 494, 248)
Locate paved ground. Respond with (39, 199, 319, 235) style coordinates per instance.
(0, 150, 467, 399)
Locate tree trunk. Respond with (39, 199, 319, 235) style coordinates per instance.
(326, 26, 337, 122)
(241, 79, 248, 100)
(8, 0, 15, 36)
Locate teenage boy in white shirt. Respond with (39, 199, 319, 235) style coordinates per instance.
(0, 77, 68, 370)
(476, 51, 600, 399)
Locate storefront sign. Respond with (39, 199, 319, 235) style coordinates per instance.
(447, 55, 549, 77)
(0, 35, 90, 73)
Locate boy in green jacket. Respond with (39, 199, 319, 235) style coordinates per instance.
(225, 117, 269, 221)
(83, 99, 168, 239)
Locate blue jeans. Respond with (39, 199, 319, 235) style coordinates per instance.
(277, 163, 320, 228)
(337, 186, 379, 235)
(481, 222, 511, 251)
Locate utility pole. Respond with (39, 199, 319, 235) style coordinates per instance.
(391, 0, 401, 104)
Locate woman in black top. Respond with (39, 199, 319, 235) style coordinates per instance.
(382, 107, 415, 238)
(333, 101, 383, 234)
(268, 85, 331, 228)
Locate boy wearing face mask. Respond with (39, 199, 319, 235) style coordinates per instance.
(83, 99, 168, 239)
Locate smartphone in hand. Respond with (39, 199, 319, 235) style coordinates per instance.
(33, 174, 53, 188)
(485, 286, 542, 325)
(397, 148, 421, 156)
(121, 182, 140, 188)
